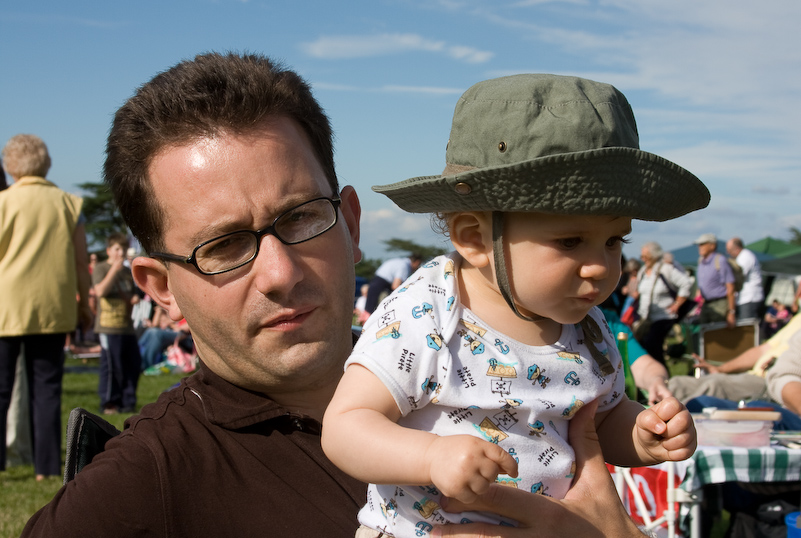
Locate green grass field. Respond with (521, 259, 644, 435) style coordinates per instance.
(0, 359, 187, 538)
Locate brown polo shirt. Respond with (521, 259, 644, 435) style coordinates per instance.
(23, 361, 366, 537)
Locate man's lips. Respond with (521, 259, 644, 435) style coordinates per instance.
(261, 307, 315, 329)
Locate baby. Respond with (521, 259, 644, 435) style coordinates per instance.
(322, 74, 704, 537)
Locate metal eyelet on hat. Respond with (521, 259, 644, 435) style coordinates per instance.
(454, 182, 472, 195)
(498, 141, 507, 153)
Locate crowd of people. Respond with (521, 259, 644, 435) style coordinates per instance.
(1, 50, 801, 538)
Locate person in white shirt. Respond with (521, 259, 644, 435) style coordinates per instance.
(726, 237, 764, 320)
(364, 254, 423, 314)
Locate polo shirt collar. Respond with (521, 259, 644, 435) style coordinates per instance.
(182, 330, 358, 430)
(186, 361, 296, 430)
(10, 176, 56, 188)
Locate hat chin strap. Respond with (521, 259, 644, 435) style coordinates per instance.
(491, 212, 614, 376)
(491, 211, 544, 322)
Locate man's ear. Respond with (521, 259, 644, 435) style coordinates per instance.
(449, 212, 493, 269)
(339, 185, 362, 264)
(131, 257, 184, 322)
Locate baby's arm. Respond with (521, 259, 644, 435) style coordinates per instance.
(322, 364, 518, 503)
(595, 396, 696, 467)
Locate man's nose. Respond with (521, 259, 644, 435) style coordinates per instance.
(251, 234, 304, 296)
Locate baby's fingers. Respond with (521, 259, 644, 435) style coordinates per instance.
(485, 443, 519, 478)
(649, 397, 685, 423)
(636, 407, 668, 437)
(637, 397, 684, 437)
(660, 412, 697, 458)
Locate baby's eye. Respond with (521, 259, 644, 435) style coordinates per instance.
(558, 237, 582, 249)
(606, 236, 632, 248)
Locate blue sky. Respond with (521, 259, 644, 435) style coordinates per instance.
(3, 0, 801, 261)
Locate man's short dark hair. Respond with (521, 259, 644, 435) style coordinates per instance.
(104, 52, 339, 253)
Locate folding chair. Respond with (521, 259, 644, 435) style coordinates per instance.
(63, 407, 121, 485)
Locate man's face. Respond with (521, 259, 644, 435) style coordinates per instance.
(136, 117, 361, 401)
(726, 240, 737, 257)
(698, 242, 715, 258)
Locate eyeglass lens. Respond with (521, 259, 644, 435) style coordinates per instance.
(194, 198, 336, 274)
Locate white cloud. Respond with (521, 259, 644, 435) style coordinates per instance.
(301, 33, 443, 58)
(311, 82, 362, 92)
(446, 45, 494, 63)
(780, 215, 801, 231)
(358, 206, 450, 259)
(311, 82, 465, 96)
(300, 33, 493, 63)
(469, 1, 801, 130)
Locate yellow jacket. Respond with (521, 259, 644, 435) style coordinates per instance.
(0, 176, 83, 336)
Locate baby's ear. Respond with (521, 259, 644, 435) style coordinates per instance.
(449, 211, 493, 269)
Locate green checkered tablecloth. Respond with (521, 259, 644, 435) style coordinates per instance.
(680, 445, 801, 493)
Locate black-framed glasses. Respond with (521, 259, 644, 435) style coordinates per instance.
(150, 196, 341, 275)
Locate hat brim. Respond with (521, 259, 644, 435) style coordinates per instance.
(373, 147, 710, 222)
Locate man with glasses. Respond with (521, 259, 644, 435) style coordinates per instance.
(23, 53, 648, 538)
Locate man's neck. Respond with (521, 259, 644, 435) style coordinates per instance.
(268, 380, 340, 423)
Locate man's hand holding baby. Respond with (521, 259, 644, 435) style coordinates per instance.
(425, 434, 519, 503)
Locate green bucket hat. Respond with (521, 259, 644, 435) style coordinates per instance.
(374, 75, 709, 366)
(373, 73, 710, 220)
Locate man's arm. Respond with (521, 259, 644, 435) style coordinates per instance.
(693, 342, 769, 375)
(781, 382, 801, 415)
(629, 355, 671, 404)
(432, 401, 646, 538)
(72, 223, 93, 330)
(22, 435, 164, 537)
(726, 282, 736, 328)
(766, 331, 801, 410)
(94, 259, 125, 297)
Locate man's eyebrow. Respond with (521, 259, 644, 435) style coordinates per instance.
(186, 221, 242, 248)
(185, 192, 327, 247)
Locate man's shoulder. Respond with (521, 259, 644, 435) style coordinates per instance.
(20, 385, 203, 537)
(85, 383, 209, 481)
(116, 383, 201, 446)
(737, 248, 758, 265)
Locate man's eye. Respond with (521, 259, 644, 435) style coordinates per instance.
(284, 210, 313, 223)
(202, 234, 252, 258)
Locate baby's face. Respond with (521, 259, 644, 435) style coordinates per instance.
(501, 212, 631, 325)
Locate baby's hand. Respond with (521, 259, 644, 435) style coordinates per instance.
(634, 397, 697, 463)
(425, 435, 518, 504)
